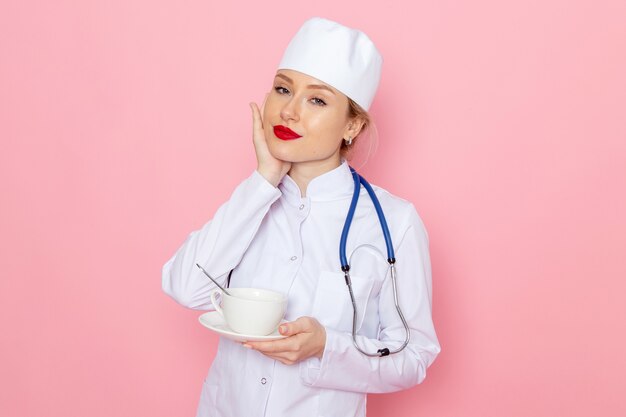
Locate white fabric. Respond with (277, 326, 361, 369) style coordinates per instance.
(277, 17, 383, 111)
(162, 161, 440, 417)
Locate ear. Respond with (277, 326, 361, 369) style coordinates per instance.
(343, 116, 366, 140)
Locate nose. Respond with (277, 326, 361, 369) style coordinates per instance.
(280, 97, 300, 123)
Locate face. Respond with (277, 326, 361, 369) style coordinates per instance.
(263, 69, 358, 166)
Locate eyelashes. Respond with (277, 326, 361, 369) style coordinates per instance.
(311, 97, 327, 106)
(273, 86, 327, 106)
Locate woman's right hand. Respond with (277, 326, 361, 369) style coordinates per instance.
(250, 94, 291, 187)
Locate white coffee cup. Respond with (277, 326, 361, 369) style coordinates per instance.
(209, 288, 287, 336)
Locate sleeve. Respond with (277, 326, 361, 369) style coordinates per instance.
(161, 170, 282, 310)
(298, 205, 441, 393)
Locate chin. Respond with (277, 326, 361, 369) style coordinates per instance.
(267, 139, 305, 162)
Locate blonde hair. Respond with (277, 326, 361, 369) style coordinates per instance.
(341, 98, 377, 161)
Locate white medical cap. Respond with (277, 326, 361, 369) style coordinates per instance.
(277, 17, 383, 111)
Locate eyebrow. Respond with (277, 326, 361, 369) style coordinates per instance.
(275, 73, 336, 95)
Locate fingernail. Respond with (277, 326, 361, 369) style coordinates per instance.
(242, 343, 251, 349)
(279, 325, 286, 334)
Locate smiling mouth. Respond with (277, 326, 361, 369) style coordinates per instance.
(273, 125, 302, 140)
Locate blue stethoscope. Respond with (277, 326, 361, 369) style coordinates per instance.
(341, 167, 410, 357)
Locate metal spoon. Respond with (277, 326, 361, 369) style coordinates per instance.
(195, 263, 231, 296)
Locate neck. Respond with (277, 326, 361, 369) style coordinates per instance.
(288, 156, 342, 197)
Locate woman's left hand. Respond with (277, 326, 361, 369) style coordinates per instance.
(243, 317, 326, 365)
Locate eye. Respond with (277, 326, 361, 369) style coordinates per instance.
(311, 97, 327, 106)
(274, 86, 289, 95)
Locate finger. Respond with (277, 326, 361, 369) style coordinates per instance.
(279, 317, 313, 336)
(260, 92, 269, 116)
(244, 339, 285, 353)
(249, 102, 264, 141)
(246, 336, 300, 353)
(253, 347, 299, 364)
(262, 353, 296, 366)
(249, 102, 260, 125)
(249, 102, 257, 130)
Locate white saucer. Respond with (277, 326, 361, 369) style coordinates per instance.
(198, 311, 288, 342)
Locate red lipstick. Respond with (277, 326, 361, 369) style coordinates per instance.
(273, 125, 302, 140)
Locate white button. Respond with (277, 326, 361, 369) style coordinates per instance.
(261, 377, 267, 385)
(290, 256, 298, 261)
(299, 204, 305, 210)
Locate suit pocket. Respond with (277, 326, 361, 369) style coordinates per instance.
(311, 271, 374, 333)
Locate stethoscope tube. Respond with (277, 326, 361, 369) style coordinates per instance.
(340, 167, 395, 267)
(340, 167, 411, 357)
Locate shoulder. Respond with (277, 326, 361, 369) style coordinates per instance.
(369, 182, 422, 221)
(368, 182, 429, 244)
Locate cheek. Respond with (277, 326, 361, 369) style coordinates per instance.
(262, 98, 279, 126)
(263, 123, 273, 141)
(313, 120, 345, 150)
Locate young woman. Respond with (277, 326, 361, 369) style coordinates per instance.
(162, 17, 440, 417)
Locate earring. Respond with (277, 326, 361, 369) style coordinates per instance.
(345, 136, 353, 146)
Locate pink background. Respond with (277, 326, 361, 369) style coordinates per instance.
(1, 1, 625, 416)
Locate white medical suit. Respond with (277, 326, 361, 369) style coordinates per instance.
(162, 160, 441, 417)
